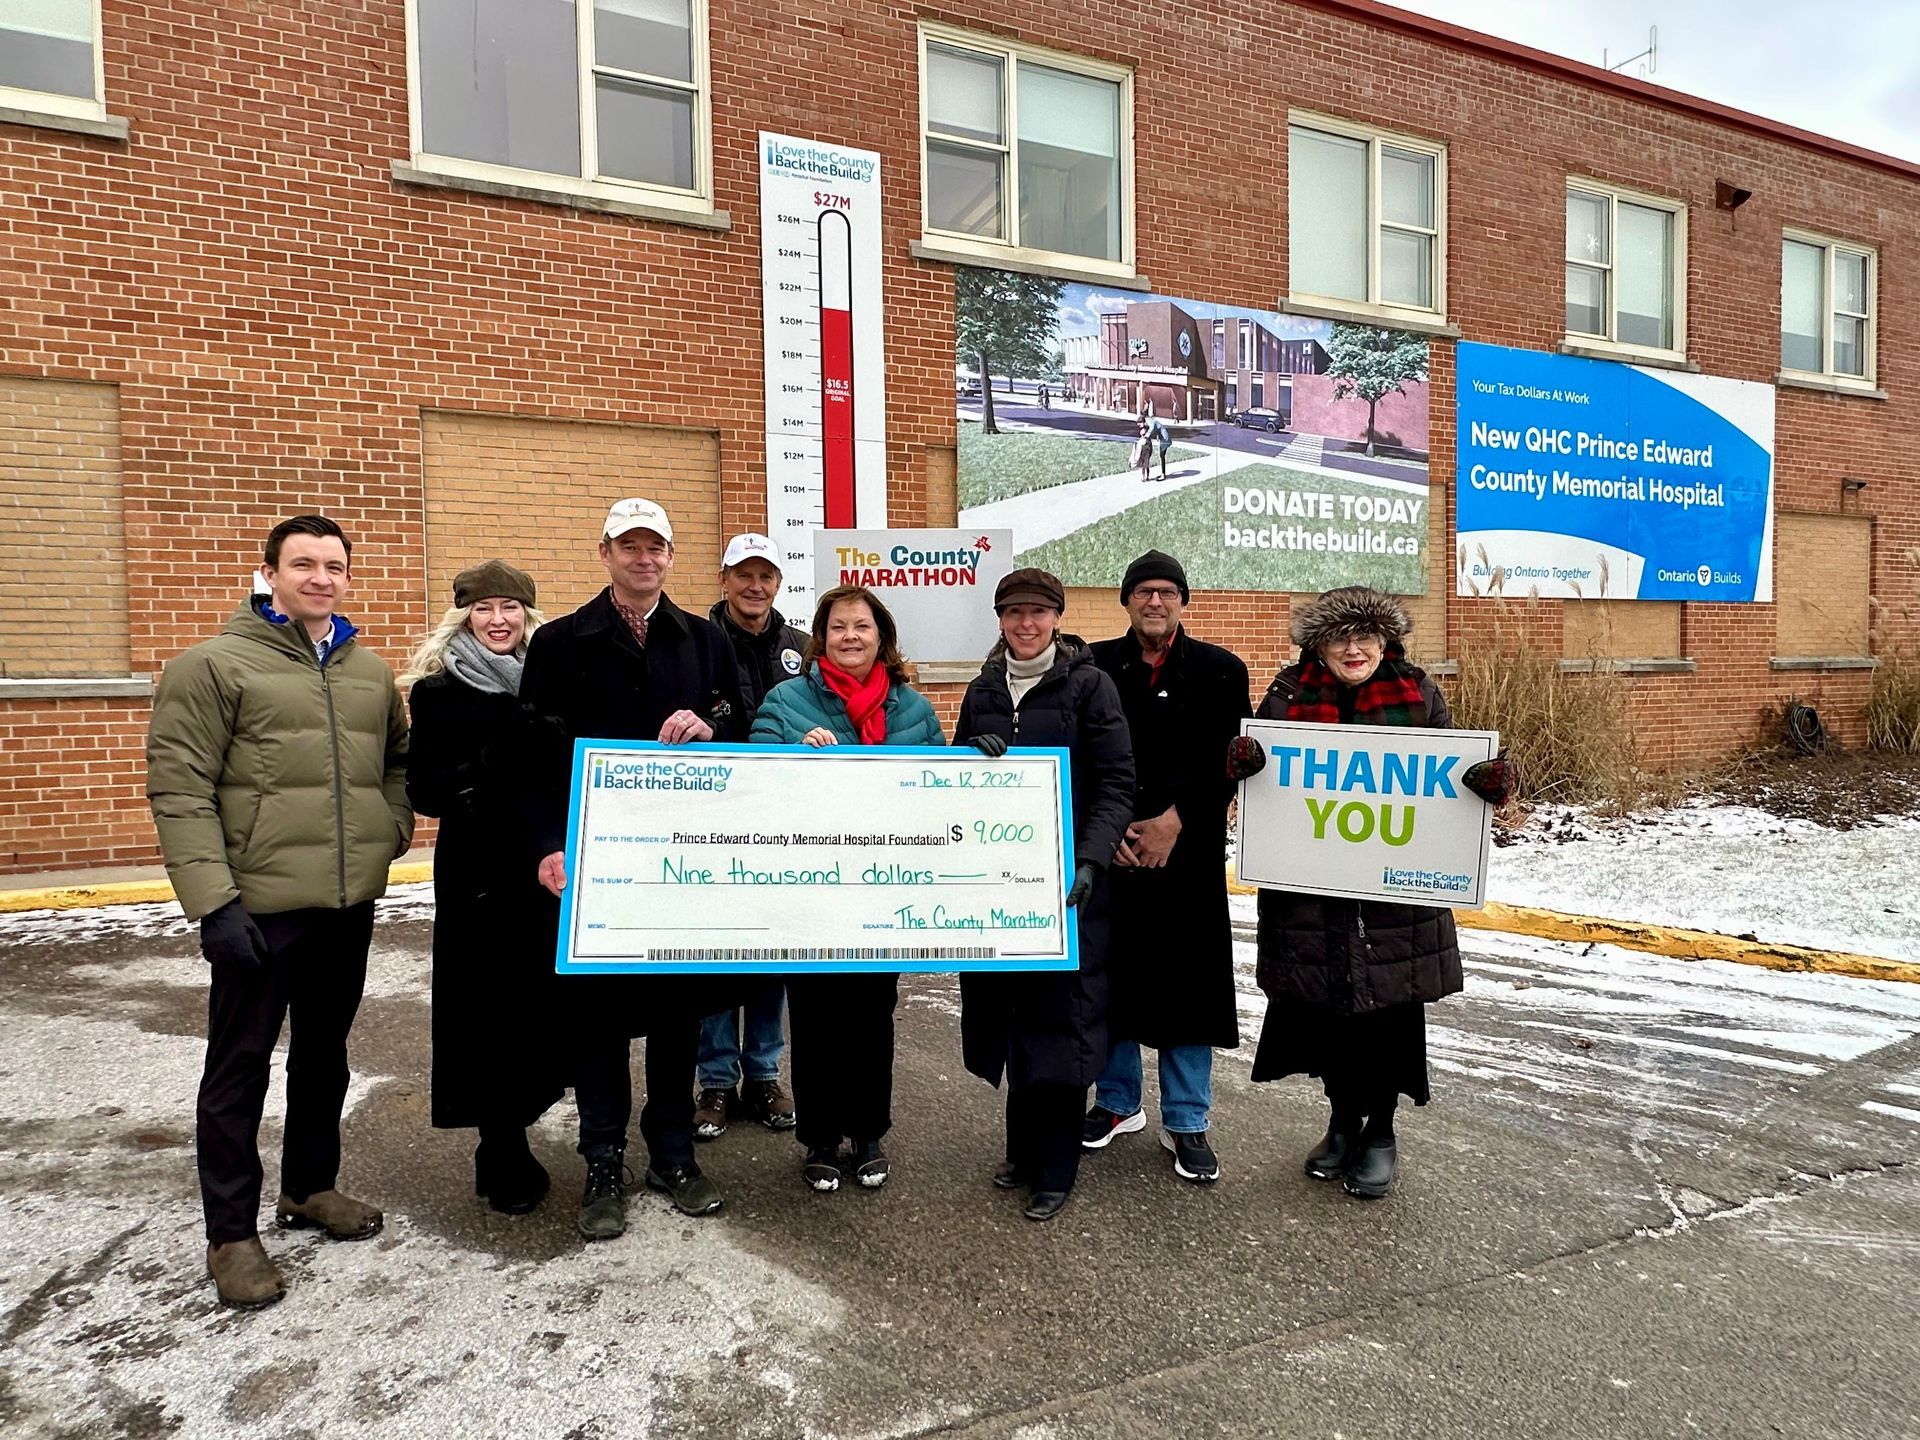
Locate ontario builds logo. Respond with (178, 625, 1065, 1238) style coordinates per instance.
(591, 757, 733, 792)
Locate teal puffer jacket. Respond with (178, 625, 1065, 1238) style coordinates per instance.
(749, 665, 944, 747)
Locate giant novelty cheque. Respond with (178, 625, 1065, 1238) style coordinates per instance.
(556, 743, 1078, 973)
(1235, 720, 1499, 908)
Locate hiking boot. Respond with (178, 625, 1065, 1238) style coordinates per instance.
(206, 1238, 285, 1310)
(1161, 1129, 1221, 1184)
(475, 1134, 550, 1215)
(850, 1139, 889, 1189)
(693, 1087, 738, 1141)
(802, 1144, 843, 1192)
(577, 1146, 628, 1241)
(1081, 1105, 1146, 1150)
(1342, 1136, 1398, 1200)
(742, 1077, 797, 1131)
(645, 1160, 724, 1216)
(274, 1189, 383, 1240)
(1305, 1124, 1362, 1181)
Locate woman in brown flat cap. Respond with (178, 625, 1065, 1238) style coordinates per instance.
(403, 560, 563, 1215)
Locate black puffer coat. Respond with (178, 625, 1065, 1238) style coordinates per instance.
(407, 669, 564, 1129)
(1091, 627, 1249, 1050)
(1251, 655, 1463, 1019)
(953, 638, 1135, 1089)
(709, 600, 808, 720)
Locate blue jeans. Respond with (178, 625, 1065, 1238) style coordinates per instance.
(1094, 1040, 1213, 1134)
(696, 982, 787, 1090)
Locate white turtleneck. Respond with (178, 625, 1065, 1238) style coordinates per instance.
(1004, 643, 1057, 708)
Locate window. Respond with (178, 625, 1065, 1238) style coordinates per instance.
(409, 0, 710, 209)
(1287, 115, 1445, 319)
(919, 25, 1132, 272)
(0, 0, 105, 119)
(1781, 232, 1876, 383)
(1565, 181, 1686, 356)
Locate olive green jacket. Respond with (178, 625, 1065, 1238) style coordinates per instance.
(146, 600, 413, 920)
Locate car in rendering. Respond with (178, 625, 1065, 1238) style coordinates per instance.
(1231, 407, 1285, 432)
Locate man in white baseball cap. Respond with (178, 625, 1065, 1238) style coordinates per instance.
(693, 533, 809, 1142)
(519, 496, 746, 1239)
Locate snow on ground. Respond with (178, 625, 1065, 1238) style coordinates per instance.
(1483, 803, 1920, 961)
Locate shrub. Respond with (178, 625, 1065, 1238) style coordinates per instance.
(1447, 642, 1644, 809)
(1866, 651, 1920, 753)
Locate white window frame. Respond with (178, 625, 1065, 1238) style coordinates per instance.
(1564, 177, 1688, 363)
(1285, 110, 1448, 325)
(0, 1, 107, 122)
(1780, 228, 1878, 388)
(916, 22, 1136, 279)
(403, 0, 714, 216)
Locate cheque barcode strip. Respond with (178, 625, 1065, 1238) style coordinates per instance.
(646, 946, 996, 962)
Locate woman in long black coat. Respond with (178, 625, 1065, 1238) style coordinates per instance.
(1227, 587, 1509, 1200)
(404, 560, 564, 1214)
(953, 568, 1135, 1221)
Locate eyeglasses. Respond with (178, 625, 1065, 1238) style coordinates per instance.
(1131, 586, 1183, 602)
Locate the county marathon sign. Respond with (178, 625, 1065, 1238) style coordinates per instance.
(1235, 719, 1498, 908)
(1455, 342, 1774, 601)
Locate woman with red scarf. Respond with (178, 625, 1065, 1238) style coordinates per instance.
(1226, 587, 1510, 1199)
(750, 585, 944, 1193)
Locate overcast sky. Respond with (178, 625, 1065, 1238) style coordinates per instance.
(1377, 1, 1920, 163)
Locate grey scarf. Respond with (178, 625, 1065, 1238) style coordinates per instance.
(443, 627, 525, 696)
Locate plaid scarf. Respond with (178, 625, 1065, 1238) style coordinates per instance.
(1285, 648, 1428, 727)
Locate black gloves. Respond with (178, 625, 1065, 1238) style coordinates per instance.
(970, 734, 1009, 758)
(1225, 735, 1267, 781)
(200, 898, 270, 970)
(1463, 751, 1514, 806)
(1065, 861, 1098, 908)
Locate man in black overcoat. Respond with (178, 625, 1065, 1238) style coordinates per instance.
(523, 498, 747, 1239)
(1085, 551, 1250, 1183)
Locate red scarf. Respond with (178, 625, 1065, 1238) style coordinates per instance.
(1286, 647, 1428, 727)
(817, 658, 890, 744)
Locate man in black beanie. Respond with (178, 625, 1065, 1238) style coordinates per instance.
(1085, 550, 1250, 1184)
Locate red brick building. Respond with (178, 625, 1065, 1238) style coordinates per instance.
(2, 0, 1915, 874)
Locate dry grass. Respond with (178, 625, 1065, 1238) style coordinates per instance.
(1448, 642, 1647, 810)
(1866, 651, 1920, 753)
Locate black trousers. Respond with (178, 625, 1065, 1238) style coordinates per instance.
(573, 1019, 700, 1169)
(1006, 1082, 1086, 1193)
(786, 973, 898, 1150)
(196, 902, 375, 1243)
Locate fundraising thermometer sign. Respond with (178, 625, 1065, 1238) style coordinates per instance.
(759, 133, 888, 610)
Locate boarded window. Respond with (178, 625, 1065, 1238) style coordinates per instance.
(421, 410, 720, 619)
(0, 377, 127, 678)
(1774, 512, 1870, 657)
(1563, 600, 1682, 660)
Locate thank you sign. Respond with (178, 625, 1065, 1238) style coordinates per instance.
(1235, 719, 1498, 908)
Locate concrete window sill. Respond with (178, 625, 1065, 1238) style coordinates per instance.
(1774, 373, 1888, 401)
(1557, 658, 1696, 675)
(0, 676, 154, 699)
(1769, 656, 1877, 672)
(910, 241, 1151, 292)
(391, 163, 732, 231)
(914, 661, 985, 687)
(1559, 341, 1698, 373)
(1281, 296, 1463, 339)
(0, 104, 130, 141)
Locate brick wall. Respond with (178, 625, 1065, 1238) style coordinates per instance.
(1, 0, 1917, 870)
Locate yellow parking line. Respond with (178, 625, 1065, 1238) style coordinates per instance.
(0, 861, 435, 915)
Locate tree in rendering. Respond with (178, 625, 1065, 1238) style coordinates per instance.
(955, 268, 1066, 435)
(1326, 324, 1428, 457)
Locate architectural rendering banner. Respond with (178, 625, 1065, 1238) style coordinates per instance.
(1455, 342, 1775, 601)
(952, 266, 1432, 595)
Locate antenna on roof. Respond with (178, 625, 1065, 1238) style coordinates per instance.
(1603, 25, 1657, 78)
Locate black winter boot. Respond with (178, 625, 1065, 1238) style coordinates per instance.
(476, 1126, 550, 1215)
(1343, 1106, 1399, 1199)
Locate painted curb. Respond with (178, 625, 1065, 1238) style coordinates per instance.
(0, 862, 434, 915)
(1227, 869, 1920, 985)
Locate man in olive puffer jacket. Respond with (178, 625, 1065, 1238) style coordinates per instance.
(147, 514, 412, 1310)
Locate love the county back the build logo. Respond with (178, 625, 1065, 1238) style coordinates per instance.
(592, 757, 733, 792)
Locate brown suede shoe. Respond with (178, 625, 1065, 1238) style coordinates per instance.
(274, 1188, 384, 1240)
(206, 1237, 286, 1310)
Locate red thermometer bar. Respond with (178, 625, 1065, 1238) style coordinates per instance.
(818, 208, 856, 528)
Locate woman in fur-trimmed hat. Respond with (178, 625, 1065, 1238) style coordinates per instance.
(1225, 587, 1509, 1199)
